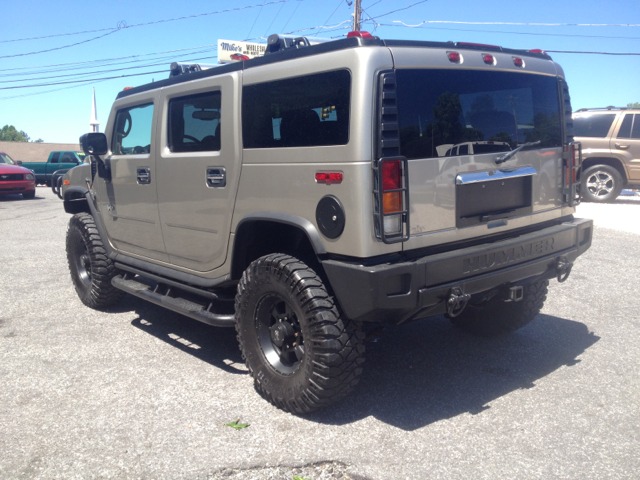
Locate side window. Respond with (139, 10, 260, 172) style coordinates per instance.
(168, 91, 221, 153)
(242, 69, 351, 148)
(60, 152, 75, 162)
(112, 103, 154, 155)
(458, 144, 469, 155)
(617, 114, 640, 139)
(50, 152, 60, 163)
(573, 114, 616, 138)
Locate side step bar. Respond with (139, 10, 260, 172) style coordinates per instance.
(111, 275, 235, 328)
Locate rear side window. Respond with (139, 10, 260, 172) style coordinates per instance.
(617, 114, 640, 139)
(242, 69, 350, 148)
(573, 114, 616, 138)
(112, 103, 154, 155)
(169, 91, 221, 152)
(50, 152, 60, 163)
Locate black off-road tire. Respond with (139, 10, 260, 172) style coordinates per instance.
(22, 190, 35, 199)
(235, 254, 365, 414)
(582, 164, 623, 203)
(66, 213, 124, 309)
(448, 280, 549, 337)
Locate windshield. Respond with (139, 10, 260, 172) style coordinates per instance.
(0, 153, 16, 165)
(396, 69, 562, 159)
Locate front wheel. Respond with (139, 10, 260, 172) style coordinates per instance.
(447, 280, 548, 337)
(582, 165, 623, 203)
(66, 213, 124, 309)
(235, 254, 365, 414)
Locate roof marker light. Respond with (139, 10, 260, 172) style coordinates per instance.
(458, 42, 501, 50)
(529, 49, 546, 54)
(513, 57, 524, 67)
(447, 51, 462, 63)
(482, 54, 495, 65)
(347, 31, 375, 39)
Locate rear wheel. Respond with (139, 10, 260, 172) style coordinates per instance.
(235, 254, 365, 414)
(66, 213, 124, 309)
(447, 280, 548, 336)
(582, 164, 623, 202)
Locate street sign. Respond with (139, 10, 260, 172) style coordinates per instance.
(218, 39, 267, 63)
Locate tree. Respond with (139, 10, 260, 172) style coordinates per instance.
(0, 125, 42, 142)
(627, 102, 640, 108)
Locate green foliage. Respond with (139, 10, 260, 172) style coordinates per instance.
(223, 419, 249, 430)
(627, 102, 640, 108)
(293, 476, 311, 480)
(0, 125, 42, 143)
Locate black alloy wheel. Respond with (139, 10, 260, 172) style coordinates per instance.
(235, 254, 365, 414)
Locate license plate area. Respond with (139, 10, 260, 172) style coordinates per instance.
(456, 175, 532, 228)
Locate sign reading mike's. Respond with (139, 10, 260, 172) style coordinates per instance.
(218, 40, 267, 63)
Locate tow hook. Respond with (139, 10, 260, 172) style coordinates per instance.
(447, 286, 471, 317)
(556, 255, 573, 283)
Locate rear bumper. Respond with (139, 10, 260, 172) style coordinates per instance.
(322, 218, 593, 323)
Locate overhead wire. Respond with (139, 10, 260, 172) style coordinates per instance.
(1, 0, 291, 44)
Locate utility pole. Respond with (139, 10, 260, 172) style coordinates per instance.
(352, 0, 362, 31)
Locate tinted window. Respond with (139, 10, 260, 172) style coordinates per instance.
(242, 70, 350, 148)
(60, 152, 76, 162)
(169, 91, 221, 152)
(50, 152, 60, 163)
(112, 103, 153, 155)
(617, 114, 640, 139)
(396, 70, 562, 160)
(473, 143, 511, 154)
(573, 113, 615, 138)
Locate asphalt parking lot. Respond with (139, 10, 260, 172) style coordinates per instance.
(1, 188, 639, 480)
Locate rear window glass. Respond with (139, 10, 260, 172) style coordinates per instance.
(573, 114, 616, 138)
(242, 69, 350, 148)
(169, 91, 221, 152)
(396, 69, 562, 160)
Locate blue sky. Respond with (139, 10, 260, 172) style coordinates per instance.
(2, 0, 639, 143)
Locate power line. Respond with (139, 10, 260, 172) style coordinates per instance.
(394, 20, 640, 27)
(264, 0, 289, 37)
(1, 0, 291, 44)
(281, 0, 304, 33)
(0, 30, 120, 59)
(383, 22, 640, 40)
(370, 0, 430, 20)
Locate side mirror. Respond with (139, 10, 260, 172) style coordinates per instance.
(16, 160, 23, 165)
(79, 132, 108, 156)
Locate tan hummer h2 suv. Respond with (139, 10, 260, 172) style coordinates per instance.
(60, 32, 593, 413)
(573, 107, 640, 202)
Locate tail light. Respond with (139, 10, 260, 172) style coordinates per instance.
(563, 142, 582, 206)
(375, 157, 409, 242)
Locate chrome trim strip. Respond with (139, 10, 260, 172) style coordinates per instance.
(455, 166, 537, 185)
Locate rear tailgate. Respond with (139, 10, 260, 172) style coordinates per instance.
(388, 45, 574, 250)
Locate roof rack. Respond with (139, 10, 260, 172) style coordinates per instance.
(575, 106, 628, 112)
(169, 62, 217, 78)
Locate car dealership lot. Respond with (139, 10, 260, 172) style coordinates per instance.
(1, 188, 639, 480)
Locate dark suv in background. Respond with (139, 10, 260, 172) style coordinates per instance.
(573, 107, 640, 202)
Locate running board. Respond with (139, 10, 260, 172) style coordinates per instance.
(111, 275, 235, 328)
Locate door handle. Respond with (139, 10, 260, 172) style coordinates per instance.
(207, 167, 226, 188)
(137, 167, 151, 184)
(615, 143, 630, 149)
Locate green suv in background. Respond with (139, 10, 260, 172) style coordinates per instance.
(573, 107, 640, 202)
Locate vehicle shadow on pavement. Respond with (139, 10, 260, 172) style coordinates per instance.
(304, 313, 599, 431)
(123, 298, 247, 376)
